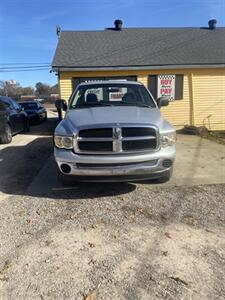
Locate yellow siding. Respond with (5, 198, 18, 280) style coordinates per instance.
(59, 73, 73, 100)
(138, 74, 148, 87)
(192, 69, 225, 131)
(59, 68, 225, 131)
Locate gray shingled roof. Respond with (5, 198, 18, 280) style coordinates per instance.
(52, 28, 225, 70)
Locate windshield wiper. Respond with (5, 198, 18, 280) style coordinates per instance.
(72, 102, 113, 109)
(116, 102, 152, 108)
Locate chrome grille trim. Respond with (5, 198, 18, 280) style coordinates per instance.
(74, 124, 159, 154)
(77, 136, 156, 142)
(113, 127, 122, 153)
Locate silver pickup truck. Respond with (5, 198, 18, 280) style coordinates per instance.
(54, 81, 176, 183)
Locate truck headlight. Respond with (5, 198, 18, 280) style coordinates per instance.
(54, 136, 73, 149)
(160, 132, 176, 147)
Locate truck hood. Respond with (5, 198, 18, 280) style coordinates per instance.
(56, 106, 174, 135)
(68, 106, 162, 127)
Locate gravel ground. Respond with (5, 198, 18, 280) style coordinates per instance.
(0, 183, 225, 299)
(0, 116, 225, 299)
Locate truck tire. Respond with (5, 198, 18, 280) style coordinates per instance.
(0, 124, 12, 144)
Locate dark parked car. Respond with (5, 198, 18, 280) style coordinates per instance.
(19, 101, 47, 124)
(0, 96, 30, 144)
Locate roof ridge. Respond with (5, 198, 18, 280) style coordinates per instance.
(61, 27, 225, 33)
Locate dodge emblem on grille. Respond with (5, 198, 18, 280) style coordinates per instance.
(113, 127, 122, 152)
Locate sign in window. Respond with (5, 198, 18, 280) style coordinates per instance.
(85, 88, 103, 101)
(109, 87, 127, 101)
(157, 75, 176, 101)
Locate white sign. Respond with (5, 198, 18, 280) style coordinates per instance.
(85, 88, 103, 100)
(109, 87, 127, 101)
(157, 75, 175, 101)
(109, 92, 124, 101)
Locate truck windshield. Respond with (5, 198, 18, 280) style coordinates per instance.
(69, 83, 156, 109)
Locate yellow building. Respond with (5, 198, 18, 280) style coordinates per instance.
(52, 20, 225, 131)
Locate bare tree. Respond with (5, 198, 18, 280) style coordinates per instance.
(0, 80, 34, 100)
(50, 84, 59, 94)
(35, 82, 51, 96)
(21, 87, 35, 95)
(0, 80, 57, 100)
(0, 80, 7, 96)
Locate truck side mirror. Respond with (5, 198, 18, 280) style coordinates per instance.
(55, 99, 67, 111)
(157, 96, 170, 109)
(62, 100, 67, 111)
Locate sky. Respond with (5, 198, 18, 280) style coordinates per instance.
(0, 0, 224, 88)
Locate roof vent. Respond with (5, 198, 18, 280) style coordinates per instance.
(208, 19, 217, 30)
(114, 19, 123, 31)
(56, 26, 61, 37)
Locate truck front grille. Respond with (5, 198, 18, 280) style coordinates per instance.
(78, 141, 113, 152)
(74, 126, 158, 154)
(122, 139, 157, 151)
(79, 128, 112, 138)
(122, 127, 156, 137)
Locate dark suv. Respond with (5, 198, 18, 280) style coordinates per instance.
(0, 96, 30, 144)
(19, 100, 47, 124)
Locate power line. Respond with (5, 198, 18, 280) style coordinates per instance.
(0, 68, 51, 73)
(0, 62, 51, 65)
(0, 65, 51, 70)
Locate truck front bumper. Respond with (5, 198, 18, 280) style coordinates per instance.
(54, 146, 175, 182)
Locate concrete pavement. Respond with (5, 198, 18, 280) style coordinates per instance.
(26, 133, 225, 198)
(0, 113, 225, 200)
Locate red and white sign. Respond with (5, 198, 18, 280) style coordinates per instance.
(109, 92, 124, 101)
(109, 87, 127, 101)
(157, 75, 175, 100)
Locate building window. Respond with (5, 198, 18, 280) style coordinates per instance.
(148, 74, 184, 100)
(72, 76, 137, 91)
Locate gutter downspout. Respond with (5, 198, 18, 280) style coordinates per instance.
(189, 72, 195, 125)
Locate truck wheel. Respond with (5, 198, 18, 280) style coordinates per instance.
(1, 124, 12, 144)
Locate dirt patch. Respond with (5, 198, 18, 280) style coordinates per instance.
(0, 184, 224, 299)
